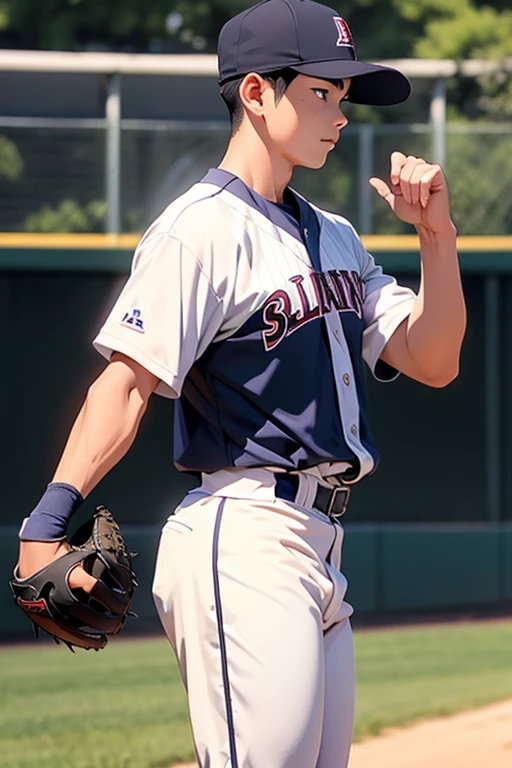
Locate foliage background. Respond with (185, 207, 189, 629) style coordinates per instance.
(0, 1, 510, 120)
(0, 0, 510, 233)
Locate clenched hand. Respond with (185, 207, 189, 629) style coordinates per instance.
(369, 151, 454, 235)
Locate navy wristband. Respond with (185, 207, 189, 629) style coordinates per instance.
(19, 483, 84, 542)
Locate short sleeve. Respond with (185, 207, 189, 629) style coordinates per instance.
(93, 232, 225, 398)
(360, 246, 417, 382)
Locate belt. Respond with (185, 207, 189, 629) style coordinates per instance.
(274, 474, 351, 518)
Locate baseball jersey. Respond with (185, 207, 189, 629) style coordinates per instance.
(93, 168, 416, 484)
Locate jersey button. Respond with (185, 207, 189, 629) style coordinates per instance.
(343, 373, 350, 386)
(350, 424, 358, 436)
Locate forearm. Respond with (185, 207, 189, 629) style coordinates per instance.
(19, 355, 157, 547)
(52, 360, 150, 498)
(404, 224, 466, 384)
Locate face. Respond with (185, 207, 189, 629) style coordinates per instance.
(261, 74, 351, 169)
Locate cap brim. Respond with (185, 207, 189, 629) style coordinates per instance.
(291, 60, 411, 106)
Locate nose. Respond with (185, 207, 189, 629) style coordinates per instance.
(335, 110, 348, 130)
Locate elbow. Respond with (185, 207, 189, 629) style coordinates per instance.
(422, 362, 460, 389)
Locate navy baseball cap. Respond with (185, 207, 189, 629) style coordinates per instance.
(218, 0, 411, 106)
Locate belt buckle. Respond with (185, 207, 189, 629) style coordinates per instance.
(326, 486, 351, 518)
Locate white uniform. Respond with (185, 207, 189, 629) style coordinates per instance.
(94, 168, 416, 767)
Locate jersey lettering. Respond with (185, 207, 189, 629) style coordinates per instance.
(288, 275, 321, 332)
(261, 290, 292, 350)
(262, 270, 363, 351)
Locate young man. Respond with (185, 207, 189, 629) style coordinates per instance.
(17, 0, 466, 765)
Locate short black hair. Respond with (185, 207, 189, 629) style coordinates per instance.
(220, 70, 350, 135)
(220, 69, 299, 135)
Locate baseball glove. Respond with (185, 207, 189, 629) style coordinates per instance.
(10, 506, 138, 651)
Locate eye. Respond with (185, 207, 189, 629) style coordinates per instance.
(312, 88, 328, 102)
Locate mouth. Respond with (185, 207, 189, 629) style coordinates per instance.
(321, 139, 337, 148)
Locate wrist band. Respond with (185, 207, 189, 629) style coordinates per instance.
(19, 482, 84, 542)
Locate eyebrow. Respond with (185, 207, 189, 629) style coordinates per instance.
(311, 78, 350, 92)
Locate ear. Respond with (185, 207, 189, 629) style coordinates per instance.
(238, 73, 272, 118)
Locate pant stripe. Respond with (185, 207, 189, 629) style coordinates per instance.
(212, 498, 239, 768)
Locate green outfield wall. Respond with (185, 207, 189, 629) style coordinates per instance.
(1, 235, 512, 637)
(1, 525, 511, 638)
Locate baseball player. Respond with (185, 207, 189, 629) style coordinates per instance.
(16, 0, 466, 765)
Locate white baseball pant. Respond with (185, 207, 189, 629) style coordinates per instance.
(153, 474, 355, 768)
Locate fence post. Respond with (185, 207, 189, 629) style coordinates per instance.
(105, 73, 122, 234)
(485, 274, 501, 523)
(358, 124, 374, 234)
(430, 78, 446, 168)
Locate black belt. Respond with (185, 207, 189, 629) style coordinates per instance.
(274, 474, 351, 518)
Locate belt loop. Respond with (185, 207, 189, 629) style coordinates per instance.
(295, 472, 318, 509)
(302, 474, 317, 509)
(293, 473, 305, 507)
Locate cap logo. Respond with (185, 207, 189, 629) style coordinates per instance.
(333, 17, 354, 48)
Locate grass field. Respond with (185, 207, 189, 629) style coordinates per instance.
(1, 621, 512, 768)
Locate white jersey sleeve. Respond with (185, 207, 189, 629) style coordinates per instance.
(93, 231, 225, 398)
(359, 241, 417, 382)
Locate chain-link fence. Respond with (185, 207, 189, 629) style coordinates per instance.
(0, 118, 510, 235)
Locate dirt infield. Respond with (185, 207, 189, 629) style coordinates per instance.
(172, 697, 512, 768)
(349, 698, 512, 768)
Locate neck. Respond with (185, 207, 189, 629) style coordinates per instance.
(218, 121, 294, 203)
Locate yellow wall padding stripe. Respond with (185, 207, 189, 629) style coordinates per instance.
(0, 233, 141, 249)
(0, 233, 511, 252)
(361, 236, 512, 252)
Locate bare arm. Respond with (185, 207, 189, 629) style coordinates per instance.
(52, 352, 159, 497)
(18, 352, 159, 579)
(370, 153, 467, 388)
(380, 224, 465, 387)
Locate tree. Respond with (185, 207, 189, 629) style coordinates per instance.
(0, 0, 509, 60)
(24, 199, 107, 233)
(394, 0, 512, 120)
(1, 0, 509, 120)
(0, 135, 23, 180)
(0, 0, 249, 52)
(1, 0, 510, 234)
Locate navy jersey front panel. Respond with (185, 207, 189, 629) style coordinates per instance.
(176, 303, 359, 472)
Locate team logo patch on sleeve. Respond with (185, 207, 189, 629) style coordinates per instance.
(121, 308, 145, 333)
(333, 17, 354, 49)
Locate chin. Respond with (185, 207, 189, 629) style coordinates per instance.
(299, 155, 329, 170)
